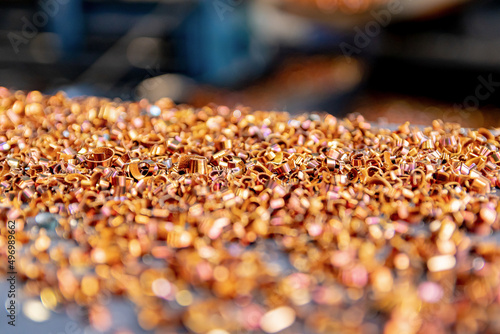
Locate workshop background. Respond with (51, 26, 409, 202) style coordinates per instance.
(1, 0, 500, 127)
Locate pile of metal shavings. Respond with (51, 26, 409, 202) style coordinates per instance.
(1, 89, 500, 334)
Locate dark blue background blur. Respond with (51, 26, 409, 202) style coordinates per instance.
(1, 0, 500, 114)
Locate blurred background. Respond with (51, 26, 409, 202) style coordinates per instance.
(0, 0, 500, 126)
